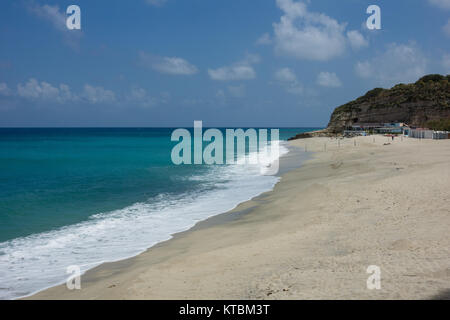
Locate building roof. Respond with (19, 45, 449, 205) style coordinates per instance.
(351, 123, 384, 127)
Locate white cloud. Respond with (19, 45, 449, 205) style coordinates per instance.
(208, 54, 260, 81)
(17, 78, 76, 103)
(443, 19, 450, 37)
(26, 2, 81, 48)
(428, 0, 450, 9)
(316, 72, 342, 87)
(354, 61, 372, 79)
(7, 78, 169, 107)
(209, 66, 255, 81)
(273, 67, 304, 95)
(58, 84, 75, 102)
(273, 0, 348, 61)
(145, 0, 168, 6)
(355, 43, 428, 87)
(256, 33, 272, 45)
(139, 52, 198, 75)
(126, 87, 161, 108)
(6, 78, 166, 107)
(27, 2, 66, 32)
(274, 68, 297, 82)
(269, 0, 369, 60)
(442, 54, 450, 73)
(128, 87, 147, 101)
(347, 30, 369, 50)
(82, 85, 116, 104)
(0, 83, 11, 96)
(227, 85, 246, 98)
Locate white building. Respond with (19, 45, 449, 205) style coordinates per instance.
(408, 128, 449, 139)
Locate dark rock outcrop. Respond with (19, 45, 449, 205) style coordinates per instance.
(327, 74, 450, 133)
(287, 129, 330, 141)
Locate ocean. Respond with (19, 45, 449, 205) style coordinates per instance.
(0, 127, 316, 299)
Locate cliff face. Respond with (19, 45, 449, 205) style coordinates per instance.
(327, 75, 450, 133)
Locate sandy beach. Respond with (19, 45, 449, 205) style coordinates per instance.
(27, 135, 450, 300)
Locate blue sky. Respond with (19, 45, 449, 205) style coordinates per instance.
(0, 0, 449, 127)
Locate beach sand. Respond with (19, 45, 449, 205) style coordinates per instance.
(27, 136, 450, 300)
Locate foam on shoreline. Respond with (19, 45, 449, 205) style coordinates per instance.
(0, 141, 305, 300)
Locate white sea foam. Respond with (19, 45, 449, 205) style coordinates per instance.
(0, 141, 289, 300)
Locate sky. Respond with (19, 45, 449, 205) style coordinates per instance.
(0, 0, 449, 127)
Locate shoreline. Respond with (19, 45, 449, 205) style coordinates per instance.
(17, 142, 307, 300)
(27, 136, 450, 299)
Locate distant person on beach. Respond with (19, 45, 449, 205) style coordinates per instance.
(392, 135, 394, 141)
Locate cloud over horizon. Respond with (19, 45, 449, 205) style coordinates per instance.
(347, 30, 369, 50)
(17, 78, 76, 103)
(428, 0, 450, 9)
(14, 79, 119, 105)
(0, 83, 12, 96)
(316, 72, 342, 88)
(4, 77, 174, 109)
(82, 85, 116, 104)
(355, 43, 428, 87)
(208, 54, 260, 81)
(139, 52, 198, 75)
(273, 67, 305, 95)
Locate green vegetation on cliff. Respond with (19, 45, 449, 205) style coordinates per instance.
(327, 74, 450, 132)
(426, 118, 450, 131)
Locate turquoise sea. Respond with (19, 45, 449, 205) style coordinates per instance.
(0, 127, 317, 299)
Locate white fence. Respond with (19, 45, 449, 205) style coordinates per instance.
(409, 129, 449, 139)
(433, 131, 449, 139)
